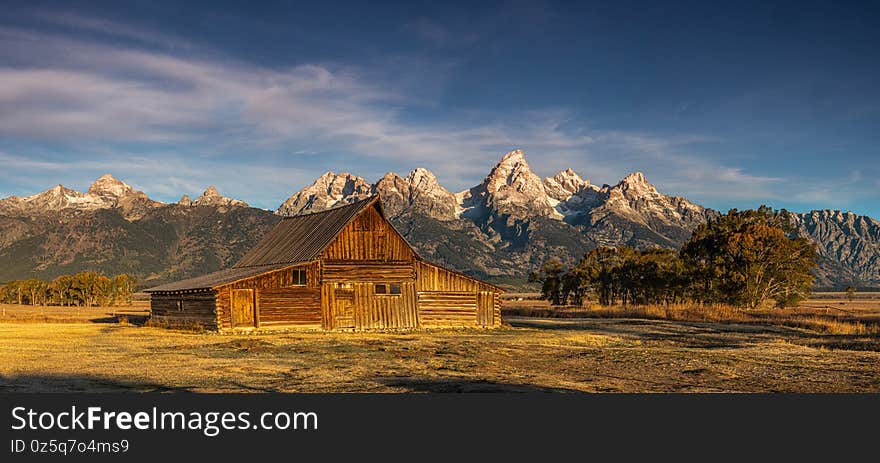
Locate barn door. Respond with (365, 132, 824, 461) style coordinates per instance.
(231, 289, 255, 328)
(333, 284, 355, 329)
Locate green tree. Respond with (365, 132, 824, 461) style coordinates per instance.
(681, 207, 817, 308)
(49, 275, 76, 306)
(110, 274, 137, 306)
(22, 279, 48, 306)
(0, 280, 25, 304)
(529, 258, 567, 306)
(72, 271, 112, 307)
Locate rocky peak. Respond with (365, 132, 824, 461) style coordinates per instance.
(276, 172, 372, 216)
(463, 149, 556, 220)
(0, 174, 163, 220)
(615, 172, 658, 195)
(192, 186, 248, 208)
(543, 168, 592, 201)
(87, 174, 133, 198)
(406, 167, 441, 191)
(375, 168, 458, 220)
(485, 149, 538, 194)
(20, 184, 89, 209)
(177, 194, 193, 206)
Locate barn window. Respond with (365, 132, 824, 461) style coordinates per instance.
(375, 283, 401, 296)
(291, 269, 307, 286)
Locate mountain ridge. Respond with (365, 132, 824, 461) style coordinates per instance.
(0, 151, 877, 288)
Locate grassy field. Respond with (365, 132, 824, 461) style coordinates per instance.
(0, 296, 879, 392)
(0, 302, 150, 324)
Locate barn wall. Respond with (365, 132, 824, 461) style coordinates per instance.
(215, 262, 320, 330)
(150, 291, 218, 330)
(320, 280, 419, 330)
(258, 287, 322, 328)
(415, 261, 502, 328)
(353, 281, 418, 330)
(414, 261, 497, 292)
(322, 206, 414, 261)
(322, 262, 414, 282)
(417, 291, 478, 327)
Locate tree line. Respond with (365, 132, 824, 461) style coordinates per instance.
(0, 272, 137, 307)
(530, 207, 818, 309)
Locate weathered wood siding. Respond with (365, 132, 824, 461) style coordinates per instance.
(321, 281, 418, 330)
(476, 291, 495, 326)
(322, 262, 414, 282)
(418, 291, 478, 327)
(150, 291, 218, 330)
(414, 261, 501, 328)
(322, 206, 414, 261)
(415, 261, 497, 292)
(215, 262, 320, 330)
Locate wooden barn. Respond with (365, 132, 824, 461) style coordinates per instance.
(145, 195, 503, 331)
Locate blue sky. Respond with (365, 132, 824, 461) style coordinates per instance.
(0, 0, 878, 216)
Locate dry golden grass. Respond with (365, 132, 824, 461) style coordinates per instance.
(0, 303, 149, 324)
(502, 296, 880, 337)
(0, 294, 877, 392)
(1, 315, 879, 392)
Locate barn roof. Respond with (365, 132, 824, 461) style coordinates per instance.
(145, 194, 504, 293)
(234, 195, 382, 268)
(143, 263, 294, 292)
(144, 196, 382, 292)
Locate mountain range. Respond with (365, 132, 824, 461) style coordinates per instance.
(0, 150, 877, 289)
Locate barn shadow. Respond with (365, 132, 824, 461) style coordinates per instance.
(1, 374, 583, 393)
(506, 316, 880, 351)
(89, 313, 150, 325)
(377, 377, 581, 393)
(0, 374, 195, 393)
(505, 317, 792, 349)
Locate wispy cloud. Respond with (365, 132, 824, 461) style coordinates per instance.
(1, 13, 868, 214)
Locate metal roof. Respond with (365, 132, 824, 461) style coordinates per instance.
(144, 196, 379, 292)
(234, 196, 379, 268)
(143, 263, 296, 292)
(144, 194, 504, 293)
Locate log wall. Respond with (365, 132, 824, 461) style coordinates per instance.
(215, 262, 320, 330)
(415, 260, 502, 327)
(149, 291, 218, 330)
(417, 291, 478, 327)
(257, 287, 322, 328)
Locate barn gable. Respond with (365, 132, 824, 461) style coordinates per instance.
(322, 203, 415, 262)
(234, 196, 384, 268)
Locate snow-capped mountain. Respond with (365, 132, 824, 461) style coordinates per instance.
(0, 151, 878, 288)
(374, 168, 459, 220)
(190, 186, 249, 209)
(277, 149, 711, 245)
(276, 172, 373, 216)
(578, 172, 713, 247)
(270, 149, 718, 277)
(0, 174, 163, 220)
(458, 149, 558, 222)
(0, 175, 252, 220)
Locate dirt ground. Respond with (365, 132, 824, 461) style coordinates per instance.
(1, 313, 878, 392)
